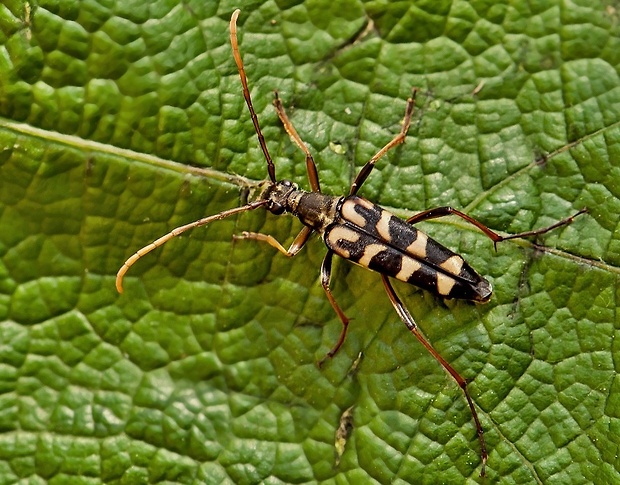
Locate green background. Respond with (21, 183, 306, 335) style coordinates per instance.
(1, 0, 619, 483)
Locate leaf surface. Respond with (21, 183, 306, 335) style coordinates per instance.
(1, 0, 618, 483)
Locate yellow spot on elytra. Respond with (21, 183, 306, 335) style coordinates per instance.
(437, 272, 456, 296)
(358, 244, 385, 266)
(355, 197, 375, 210)
(341, 199, 366, 227)
(376, 211, 392, 242)
(440, 255, 464, 276)
(395, 257, 422, 282)
(327, 226, 361, 258)
(405, 232, 428, 259)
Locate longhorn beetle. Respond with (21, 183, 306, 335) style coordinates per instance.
(117, 9, 587, 477)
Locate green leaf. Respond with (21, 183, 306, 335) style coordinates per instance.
(1, 0, 618, 483)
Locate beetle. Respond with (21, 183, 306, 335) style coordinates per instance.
(116, 9, 586, 477)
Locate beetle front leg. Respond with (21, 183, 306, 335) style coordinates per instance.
(318, 250, 351, 367)
(234, 225, 313, 257)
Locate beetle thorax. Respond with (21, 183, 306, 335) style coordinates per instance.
(264, 180, 340, 233)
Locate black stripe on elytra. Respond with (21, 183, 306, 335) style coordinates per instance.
(350, 199, 381, 230)
(348, 198, 421, 247)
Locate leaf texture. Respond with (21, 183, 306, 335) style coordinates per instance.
(0, 1, 618, 483)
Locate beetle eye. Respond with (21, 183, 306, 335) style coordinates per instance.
(269, 202, 285, 215)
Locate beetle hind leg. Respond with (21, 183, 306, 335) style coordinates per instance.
(381, 274, 488, 477)
(405, 206, 587, 250)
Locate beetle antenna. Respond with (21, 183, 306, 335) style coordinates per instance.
(116, 199, 268, 293)
(230, 9, 277, 183)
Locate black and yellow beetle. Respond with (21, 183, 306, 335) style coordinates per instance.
(117, 10, 586, 477)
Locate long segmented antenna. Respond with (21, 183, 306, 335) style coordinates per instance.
(230, 9, 277, 183)
(116, 10, 279, 293)
(116, 199, 268, 293)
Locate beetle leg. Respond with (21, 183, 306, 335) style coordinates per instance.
(491, 208, 587, 243)
(273, 92, 321, 193)
(381, 274, 487, 477)
(406, 206, 587, 250)
(234, 225, 313, 257)
(318, 250, 351, 367)
(349, 88, 418, 196)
